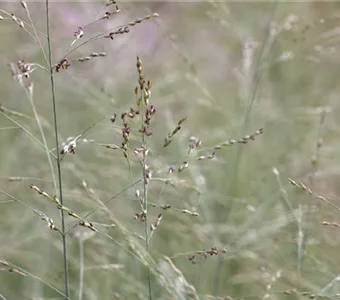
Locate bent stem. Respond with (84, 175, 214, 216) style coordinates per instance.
(45, 0, 70, 298)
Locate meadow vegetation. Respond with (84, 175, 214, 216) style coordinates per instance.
(1, 1, 340, 299)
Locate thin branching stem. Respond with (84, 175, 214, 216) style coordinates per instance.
(45, 0, 70, 298)
(65, 178, 142, 235)
(0, 259, 70, 299)
(0, 111, 57, 159)
(22, 82, 58, 196)
(21, 4, 48, 65)
(140, 82, 153, 300)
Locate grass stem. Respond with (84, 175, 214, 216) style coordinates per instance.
(45, 0, 70, 298)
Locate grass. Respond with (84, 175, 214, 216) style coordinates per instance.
(1, 1, 340, 300)
(45, 0, 70, 297)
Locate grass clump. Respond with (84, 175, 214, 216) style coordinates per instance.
(2, 1, 340, 300)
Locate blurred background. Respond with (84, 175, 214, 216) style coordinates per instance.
(1, 1, 340, 299)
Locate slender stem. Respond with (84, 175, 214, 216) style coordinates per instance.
(65, 179, 142, 235)
(24, 83, 58, 195)
(0, 260, 70, 299)
(0, 293, 7, 300)
(0, 111, 57, 159)
(140, 77, 152, 300)
(45, 0, 70, 298)
(22, 5, 49, 65)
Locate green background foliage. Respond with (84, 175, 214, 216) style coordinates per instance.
(1, 1, 340, 299)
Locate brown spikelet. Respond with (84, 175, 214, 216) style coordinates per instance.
(129, 13, 159, 27)
(20, 0, 27, 10)
(110, 113, 117, 123)
(105, 13, 158, 40)
(164, 117, 188, 148)
(186, 247, 226, 264)
(79, 221, 97, 232)
(106, 0, 117, 6)
(283, 289, 333, 299)
(136, 56, 144, 89)
(188, 136, 201, 154)
(288, 178, 340, 212)
(11, 14, 25, 29)
(321, 221, 340, 228)
(214, 128, 264, 150)
(30, 185, 51, 199)
(105, 26, 130, 39)
(178, 161, 189, 172)
(55, 59, 71, 72)
(181, 209, 199, 216)
(8, 268, 26, 276)
(134, 211, 147, 222)
(34, 210, 58, 231)
(74, 27, 84, 39)
(150, 214, 162, 232)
